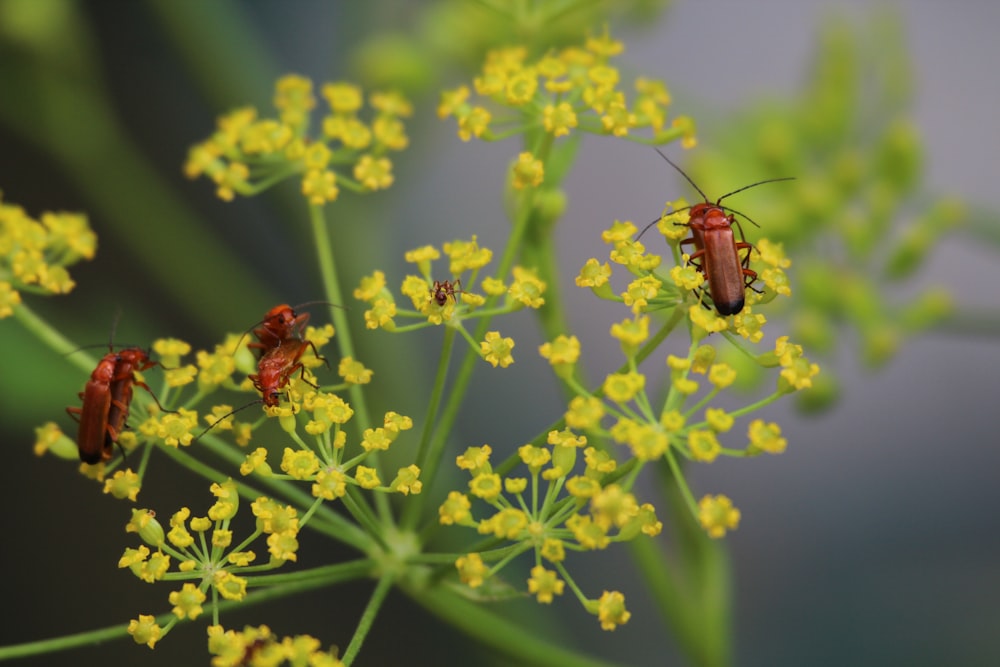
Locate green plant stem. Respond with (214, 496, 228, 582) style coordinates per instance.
(0, 561, 372, 661)
(400, 326, 456, 531)
(13, 302, 94, 373)
(308, 203, 391, 526)
(409, 585, 621, 667)
(633, 455, 732, 667)
(341, 574, 394, 666)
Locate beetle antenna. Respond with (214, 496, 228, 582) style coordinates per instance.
(192, 401, 261, 442)
(716, 177, 796, 205)
(654, 148, 710, 202)
(635, 204, 695, 241)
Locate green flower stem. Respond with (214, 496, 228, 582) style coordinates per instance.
(726, 391, 782, 420)
(408, 182, 569, 519)
(341, 573, 394, 666)
(400, 326, 456, 531)
(408, 585, 621, 667)
(308, 203, 391, 524)
(164, 440, 371, 552)
(643, 459, 732, 667)
(13, 303, 94, 373)
(0, 560, 372, 660)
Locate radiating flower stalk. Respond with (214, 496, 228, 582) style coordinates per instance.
(7, 28, 821, 667)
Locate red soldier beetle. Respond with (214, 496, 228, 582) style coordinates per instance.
(67, 347, 167, 463)
(239, 301, 343, 359)
(196, 304, 335, 441)
(248, 338, 326, 408)
(638, 149, 794, 316)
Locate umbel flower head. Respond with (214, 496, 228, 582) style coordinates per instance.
(184, 75, 411, 204)
(439, 30, 696, 150)
(0, 194, 96, 315)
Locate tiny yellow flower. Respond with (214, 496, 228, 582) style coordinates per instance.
(748, 419, 787, 454)
(698, 494, 740, 538)
(543, 102, 578, 137)
(391, 465, 422, 495)
(301, 168, 340, 205)
(169, 582, 206, 620)
(734, 310, 766, 343)
(690, 305, 729, 336)
(321, 81, 363, 113)
(626, 424, 669, 461)
(469, 472, 502, 501)
(103, 469, 142, 501)
(528, 566, 565, 604)
(705, 408, 734, 433)
(456, 444, 491, 472)
(455, 553, 488, 588)
(518, 444, 551, 471)
(214, 571, 248, 601)
(504, 69, 538, 105)
(595, 590, 631, 631)
(444, 236, 493, 273)
(610, 315, 649, 351)
(338, 356, 373, 384)
(355, 465, 381, 489)
(603, 371, 645, 403)
(481, 507, 528, 539)
(688, 430, 721, 463)
(439, 491, 472, 525)
(708, 363, 737, 389)
(512, 152, 544, 189)
(438, 86, 469, 118)
(584, 447, 617, 474)
(564, 395, 605, 430)
(127, 615, 162, 649)
(457, 106, 491, 141)
(540, 538, 566, 563)
(281, 447, 320, 479)
(480, 331, 515, 368)
(268, 530, 299, 562)
(313, 469, 348, 500)
(361, 427, 394, 452)
(508, 266, 546, 308)
(566, 514, 610, 550)
(566, 475, 602, 499)
(575, 258, 612, 288)
(354, 154, 394, 191)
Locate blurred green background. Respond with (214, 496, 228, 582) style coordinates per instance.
(1, 1, 998, 665)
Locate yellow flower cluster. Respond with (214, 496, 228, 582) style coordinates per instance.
(0, 195, 96, 316)
(440, 437, 661, 630)
(207, 624, 343, 666)
(354, 237, 546, 369)
(122, 482, 313, 649)
(438, 31, 696, 149)
(184, 75, 410, 203)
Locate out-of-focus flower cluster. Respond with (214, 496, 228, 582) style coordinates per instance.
(438, 30, 695, 190)
(0, 195, 96, 316)
(184, 75, 411, 204)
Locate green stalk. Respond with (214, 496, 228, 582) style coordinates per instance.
(341, 574, 394, 665)
(308, 204, 391, 525)
(13, 303, 93, 373)
(410, 585, 622, 667)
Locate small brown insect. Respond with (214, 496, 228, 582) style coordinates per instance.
(430, 279, 462, 306)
